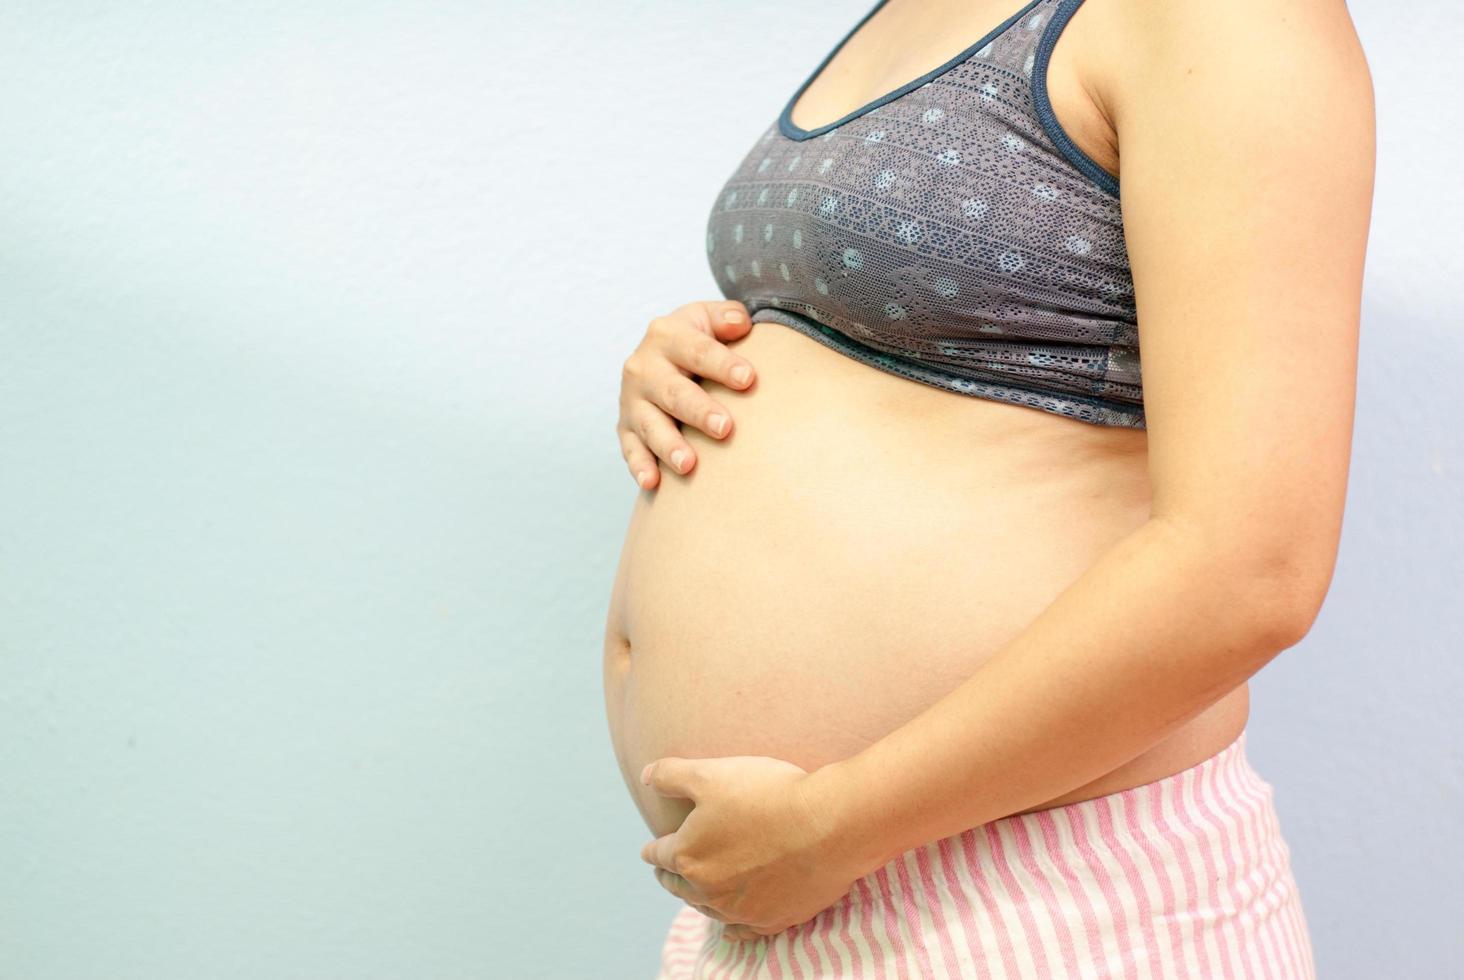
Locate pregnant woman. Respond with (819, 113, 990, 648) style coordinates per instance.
(604, 0, 1373, 976)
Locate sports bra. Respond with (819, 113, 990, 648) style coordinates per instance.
(704, 0, 1144, 428)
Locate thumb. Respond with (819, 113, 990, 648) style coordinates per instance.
(640, 757, 703, 801)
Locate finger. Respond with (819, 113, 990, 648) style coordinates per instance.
(617, 428, 660, 490)
(651, 366, 737, 440)
(652, 867, 708, 907)
(627, 401, 696, 476)
(662, 363, 738, 439)
(709, 301, 753, 345)
(647, 367, 735, 443)
(640, 832, 680, 872)
(691, 903, 729, 924)
(723, 923, 761, 943)
(679, 300, 754, 344)
(672, 306, 757, 392)
(640, 757, 703, 801)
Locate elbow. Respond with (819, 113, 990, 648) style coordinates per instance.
(1153, 514, 1338, 653)
(1233, 539, 1339, 652)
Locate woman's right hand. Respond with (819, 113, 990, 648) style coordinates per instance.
(618, 300, 758, 489)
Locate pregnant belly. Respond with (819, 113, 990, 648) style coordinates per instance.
(604, 321, 1165, 837)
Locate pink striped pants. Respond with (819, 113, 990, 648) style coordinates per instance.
(655, 730, 1314, 979)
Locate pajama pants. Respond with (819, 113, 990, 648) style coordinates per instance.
(655, 729, 1315, 979)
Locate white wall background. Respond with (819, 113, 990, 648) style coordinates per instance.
(0, 1, 1458, 977)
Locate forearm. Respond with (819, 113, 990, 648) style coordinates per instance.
(809, 515, 1305, 876)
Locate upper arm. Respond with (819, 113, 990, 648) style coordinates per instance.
(1105, 0, 1375, 628)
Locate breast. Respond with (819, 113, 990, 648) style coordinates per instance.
(602, 322, 1152, 838)
(704, 55, 1144, 427)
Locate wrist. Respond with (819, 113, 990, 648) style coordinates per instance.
(801, 753, 906, 879)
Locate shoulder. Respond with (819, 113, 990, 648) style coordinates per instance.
(1084, 0, 1375, 129)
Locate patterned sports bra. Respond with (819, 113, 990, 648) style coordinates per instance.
(704, 0, 1143, 428)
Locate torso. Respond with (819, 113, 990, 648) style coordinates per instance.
(604, 0, 1248, 840)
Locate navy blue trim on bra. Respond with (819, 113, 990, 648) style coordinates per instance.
(751, 307, 1146, 427)
(1030, 0, 1121, 197)
(778, 0, 1047, 142)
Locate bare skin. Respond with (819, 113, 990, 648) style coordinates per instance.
(604, 0, 1367, 916)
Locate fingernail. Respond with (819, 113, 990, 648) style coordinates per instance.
(640, 764, 652, 785)
(708, 414, 727, 437)
(671, 450, 689, 472)
(731, 365, 751, 386)
(722, 309, 742, 324)
(637, 470, 653, 488)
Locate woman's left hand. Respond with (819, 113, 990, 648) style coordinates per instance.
(638, 754, 866, 940)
